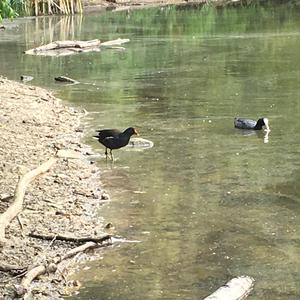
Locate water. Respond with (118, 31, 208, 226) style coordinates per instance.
(1, 3, 300, 299)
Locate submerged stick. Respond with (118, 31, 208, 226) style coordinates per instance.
(55, 76, 79, 84)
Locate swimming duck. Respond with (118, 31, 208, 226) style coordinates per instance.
(234, 117, 270, 131)
(94, 127, 138, 160)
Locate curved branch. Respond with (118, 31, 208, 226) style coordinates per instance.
(16, 241, 111, 296)
(0, 157, 57, 245)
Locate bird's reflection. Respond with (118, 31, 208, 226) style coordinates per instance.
(263, 130, 270, 143)
(236, 129, 271, 143)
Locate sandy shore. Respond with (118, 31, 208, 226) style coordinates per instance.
(0, 77, 110, 299)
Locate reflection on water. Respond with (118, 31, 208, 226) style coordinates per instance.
(1, 3, 300, 300)
(263, 130, 270, 144)
(235, 129, 271, 144)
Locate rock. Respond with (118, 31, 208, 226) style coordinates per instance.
(20, 75, 34, 82)
(104, 222, 114, 229)
(126, 137, 154, 149)
(0, 193, 13, 201)
(101, 192, 110, 200)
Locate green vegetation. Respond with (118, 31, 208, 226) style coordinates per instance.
(1, 0, 300, 21)
(0, 0, 18, 21)
(0, 0, 82, 20)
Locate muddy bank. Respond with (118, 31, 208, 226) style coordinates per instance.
(83, 0, 244, 12)
(83, 0, 187, 12)
(0, 77, 111, 299)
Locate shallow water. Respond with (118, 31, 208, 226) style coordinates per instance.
(1, 3, 300, 299)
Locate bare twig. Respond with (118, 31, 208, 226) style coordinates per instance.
(16, 215, 24, 232)
(29, 232, 111, 244)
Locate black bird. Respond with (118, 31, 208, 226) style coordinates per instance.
(94, 127, 138, 160)
(234, 117, 270, 131)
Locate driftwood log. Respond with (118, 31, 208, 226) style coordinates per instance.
(203, 276, 254, 300)
(27, 39, 101, 52)
(25, 38, 130, 57)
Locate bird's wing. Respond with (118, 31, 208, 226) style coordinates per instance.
(97, 129, 121, 140)
(234, 118, 256, 129)
(102, 136, 119, 148)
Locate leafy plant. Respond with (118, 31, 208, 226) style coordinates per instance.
(0, 0, 18, 21)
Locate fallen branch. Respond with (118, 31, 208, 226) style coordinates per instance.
(26, 39, 100, 53)
(28, 232, 111, 245)
(61, 241, 98, 260)
(0, 263, 26, 274)
(19, 265, 47, 293)
(0, 157, 57, 245)
(15, 240, 112, 296)
(203, 276, 254, 300)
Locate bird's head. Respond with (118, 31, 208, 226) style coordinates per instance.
(125, 127, 139, 136)
(262, 118, 270, 132)
(133, 128, 139, 136)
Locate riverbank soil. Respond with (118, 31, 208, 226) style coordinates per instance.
(83, 0, 247, 14)
(0, 77, 110, 299)
(83, 0, 209, 11)
(83, 0, 184, 11)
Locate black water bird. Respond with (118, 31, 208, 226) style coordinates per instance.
(234, 117, 270, 131)
(94, 127, 138, 160)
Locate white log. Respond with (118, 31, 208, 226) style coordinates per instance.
(25, 39, 101, 56)
(204, 276, 254, 300)
(25, 38, 130, 56)
(100, 38, 130, 47)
